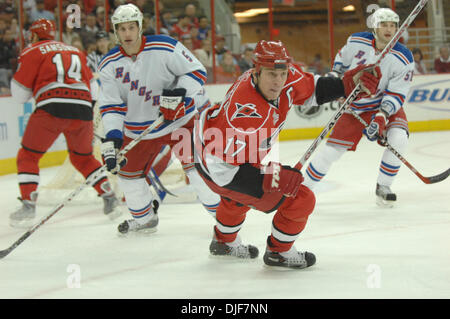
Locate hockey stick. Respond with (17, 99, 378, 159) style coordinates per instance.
(297, 0, 429, 168)
(349, 108, 450, 184)
(93, 132, 176, 197)
(147, 168, 177, 197)
(0, 116, 164, 259)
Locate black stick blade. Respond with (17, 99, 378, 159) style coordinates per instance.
(426, 168, 450, 184)
(0, 248, 12, 259)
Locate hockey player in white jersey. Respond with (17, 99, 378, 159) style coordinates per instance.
(98, 4, 219, 235)
(303, 8, 414, 207)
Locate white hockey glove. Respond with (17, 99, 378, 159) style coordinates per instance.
(160, 88, 187, 121)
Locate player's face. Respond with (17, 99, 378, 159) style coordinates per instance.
(255, 67, 289, 101)
(116, 21, 141, 54)
(375, 21, 397, 47)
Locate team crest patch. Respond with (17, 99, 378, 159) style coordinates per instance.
(230, 103, 262, 121)
(226, 102, 269, 133)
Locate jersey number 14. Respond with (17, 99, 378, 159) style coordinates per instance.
(52, 53, 82, 83)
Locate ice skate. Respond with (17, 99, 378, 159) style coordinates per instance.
(9, 192, 38, 228)
(263, 244, 316, 269)
(376, 183, 397, 208)
(101, 192, 122, 220)
(209, 235, 259, 259)
(117, 201, 159, 236)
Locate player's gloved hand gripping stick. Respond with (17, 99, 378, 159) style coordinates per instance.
(0, 116, 164, 259)
(296, 0, 450, 185)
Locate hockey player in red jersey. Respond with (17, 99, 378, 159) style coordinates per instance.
(193, 40, 381, 268)
(9, 19, 121, 227)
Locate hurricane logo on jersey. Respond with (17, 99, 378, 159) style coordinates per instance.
(230, 103, 262, 121)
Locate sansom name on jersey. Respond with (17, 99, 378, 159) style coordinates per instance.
(39, 42, 79, 54)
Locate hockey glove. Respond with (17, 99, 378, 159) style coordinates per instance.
(364, 101, 395, 143)
(160, 88, 187, 121)
(364, 111, 388, 142)
(262, 162, 304, 197)
(101, 131, 126, 174)
(342, 64, 381, 100)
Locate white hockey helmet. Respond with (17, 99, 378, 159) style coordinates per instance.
(111, 3, 143, 43)
(371, 8, 399, 28)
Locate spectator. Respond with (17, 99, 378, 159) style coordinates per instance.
(216, 50, 241, 83)
(96, 6, 106, 30)
(0, 19, 7, 36)
(29, 0, 55, 22)
(181, 34, 194, 52)
(184, 3, 199, 29)
(309, 53, 325, 75)
(61, 23, 81, 45)
(159, 10, 175, 35)
(71, 36, 86, 54)
(23, 0, 37, 18)
(112, 0, 126, 11)
(194, 37, 215, 69)
(172, 14, 191, 40)
(87, 31, 111, 73)
(412, 48, 427, 75)
(9, 18, 20, 42)
(0, 29, 18, 93)
(189, 26, 202, 50)
(197, 15, 210, 41)
(79, 12, 98, 48)
(84, 0, 97, 14)
(214, 35, 227, 57)
(142, 13, 155, 36)
(237, 46, 254, 73)
(434, 45, 450, 73)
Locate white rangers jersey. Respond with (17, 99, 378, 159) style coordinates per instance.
(333, 31, 414, 116)
(98, 35, 207, 140)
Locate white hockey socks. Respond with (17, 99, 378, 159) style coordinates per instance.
(377, 128, 408, 187)
(303, 144, 347, 190)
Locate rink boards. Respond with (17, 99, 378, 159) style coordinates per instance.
(0, 73, 449, 175)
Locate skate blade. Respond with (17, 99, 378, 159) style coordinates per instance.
(9, 218, 35, 229)
(208, 253, 258, 261)
(376, 196, 395, 208)
(105, 208, 123, 221)
(262, 263, 309, 271)
(117, 227, 158, 238)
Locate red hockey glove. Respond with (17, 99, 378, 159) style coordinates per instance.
(262, 162, 304, 197)
(342, 64, 381, 100)
(364, 111, 387, 142)
(160, 88, 187, 121)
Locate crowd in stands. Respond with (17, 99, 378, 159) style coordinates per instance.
(1, 0, 450, 94)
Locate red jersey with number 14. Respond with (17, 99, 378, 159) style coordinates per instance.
(13, 40, 93, 118)
(195, 65, 316, 167)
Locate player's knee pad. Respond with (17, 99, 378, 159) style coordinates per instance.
(68, 151, 100, 174)
(321, 144, 347, 166)
(118, 177, 152, 209)
(17, 147, 43, 171)
(386, 128, 408, 153)
(279, 185, 316, 222)
(185, 167, 220, 205)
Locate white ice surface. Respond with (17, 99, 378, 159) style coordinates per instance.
(0, 131, 449, 299)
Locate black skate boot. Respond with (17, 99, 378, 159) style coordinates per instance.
(376, 183, 397, 207)
(263, 237, 316, 269)
(209, 235, 259, 259)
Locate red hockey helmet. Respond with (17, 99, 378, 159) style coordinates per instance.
(253, 40, 292, 71)
(29, 19, 55, 40)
